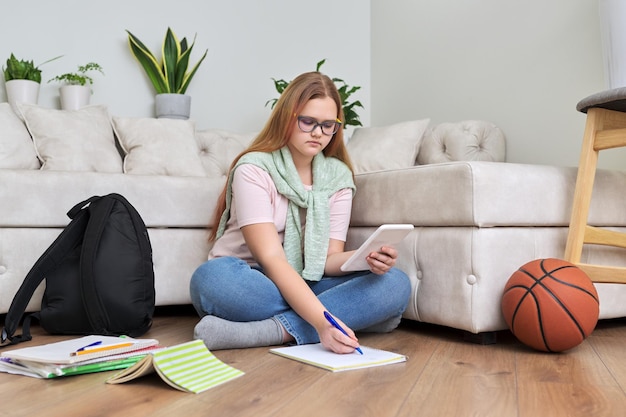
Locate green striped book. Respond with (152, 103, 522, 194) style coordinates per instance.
(106, 339, 244, 393)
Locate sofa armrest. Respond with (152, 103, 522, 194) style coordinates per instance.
(351, 161, 626, 228)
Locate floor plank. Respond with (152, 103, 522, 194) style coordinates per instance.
(273, 328, 432, 417)
(397, 329, 518, 417)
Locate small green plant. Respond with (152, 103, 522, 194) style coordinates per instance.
(126, 27, 208, 94)
(266, 59, 364, 128)
(48, 62, 104, 86)
(3, 53, 62, 83)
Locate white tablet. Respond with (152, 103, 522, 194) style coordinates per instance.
(340, 224, 414, 272)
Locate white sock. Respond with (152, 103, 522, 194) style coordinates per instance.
(193, 315, 284, 350)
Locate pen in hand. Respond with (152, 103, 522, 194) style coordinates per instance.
(323, 311, 363, 355)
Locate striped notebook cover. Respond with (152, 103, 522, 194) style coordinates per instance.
(107, 339, 244, 393)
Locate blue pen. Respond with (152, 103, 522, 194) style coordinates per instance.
(323, 311, 363, 355)
(75, 340, 102, 352)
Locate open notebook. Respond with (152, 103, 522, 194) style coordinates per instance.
(270, 343, 406, 372)
(107, 339, 244, 393)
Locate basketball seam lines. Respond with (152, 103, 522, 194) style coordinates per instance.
(507, 261, 598, 352)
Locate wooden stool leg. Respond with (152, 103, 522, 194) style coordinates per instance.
(565, 107, 626, 283)
(564, 108, 601, 264)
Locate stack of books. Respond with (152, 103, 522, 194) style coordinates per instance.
(0, 335, 160, 379)
(0, 336, 244, 393)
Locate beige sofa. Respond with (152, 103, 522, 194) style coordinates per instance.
(349, 162, 626, 337)
(2, 102, 626, 340)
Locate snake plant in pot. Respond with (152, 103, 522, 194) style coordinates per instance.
(126, 28, 208, 119)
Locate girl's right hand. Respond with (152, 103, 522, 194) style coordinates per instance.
(318, 315, 361, 354)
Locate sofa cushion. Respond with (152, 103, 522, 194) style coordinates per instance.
(18, 103, 122, 173)
(417, 120, 506, 165)
(346, 119, 430, 174)
(0, 103, 40, 169)
(195, 129, 256, 178)
(18, 104, 122, 173)
(113, 117, 205, 177)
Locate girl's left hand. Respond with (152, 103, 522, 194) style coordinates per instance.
(366, 246, 397, 275)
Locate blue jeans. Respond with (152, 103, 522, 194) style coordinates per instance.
(189, 256, 412, 345)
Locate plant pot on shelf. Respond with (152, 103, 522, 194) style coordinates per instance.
(59, 85, 91, 110)
(5, 79, 40, 110)
(155, 93, 191, 120)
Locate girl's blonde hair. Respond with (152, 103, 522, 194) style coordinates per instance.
(208, 71, 354, 241)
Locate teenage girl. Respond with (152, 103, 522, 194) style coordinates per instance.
(190, 71, 411, 353)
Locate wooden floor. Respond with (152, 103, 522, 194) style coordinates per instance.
(2, 306, 626, 417)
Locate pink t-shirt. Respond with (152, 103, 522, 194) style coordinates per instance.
(209, 164, 353, 265)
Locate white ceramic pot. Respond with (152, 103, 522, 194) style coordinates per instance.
(155, 93, 191, 119)
(59, 85, 91, 111)
(5, 79, 40, 111)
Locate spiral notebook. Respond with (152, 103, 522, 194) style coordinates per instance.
(270, 343, 407, 372)
(0, 335, 159, 365)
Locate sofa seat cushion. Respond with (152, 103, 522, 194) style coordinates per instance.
(351, 161, 626, 228)
(0, 170, 225, 228)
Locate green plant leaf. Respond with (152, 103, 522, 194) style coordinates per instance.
(265, 98, 278, 109)
(127, 30, 169, 94)
(3, 53, 61, 83)
(162, 28, 181, 93)
(126, 28, 207, 95)
(176, 33, 205, 94)
(48, 62, 104, 86)
(264, 78, 288, 108)
(175, 43, 191, 92)
(179, 48, 207, 94)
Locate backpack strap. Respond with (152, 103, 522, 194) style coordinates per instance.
(79, 194, 116, 334)
(0, 197, 94, 346)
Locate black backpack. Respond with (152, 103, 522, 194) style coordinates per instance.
(1, 193, 155, 346)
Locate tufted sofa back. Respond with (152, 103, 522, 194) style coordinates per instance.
(194, 129, 257, 178)
(417, 120, 506, 165)
(193, 120, 507, 180)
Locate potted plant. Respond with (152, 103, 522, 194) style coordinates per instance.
(3, 53, 61, 109)
(126, 27, 208, 119)
(266, 59, 364, 129)
(48, 62, 104, 110)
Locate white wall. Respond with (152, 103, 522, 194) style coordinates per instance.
(6, 1, 621, 169)
(371, 0, 618, 169)
(1, 1, 371, 133)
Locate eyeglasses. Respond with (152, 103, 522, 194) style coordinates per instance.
(297, 116, 342, 136)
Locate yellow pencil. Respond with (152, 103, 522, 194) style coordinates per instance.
(70, 342, 134, 356)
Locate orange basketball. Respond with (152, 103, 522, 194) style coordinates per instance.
(501, 258, 599, 352)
